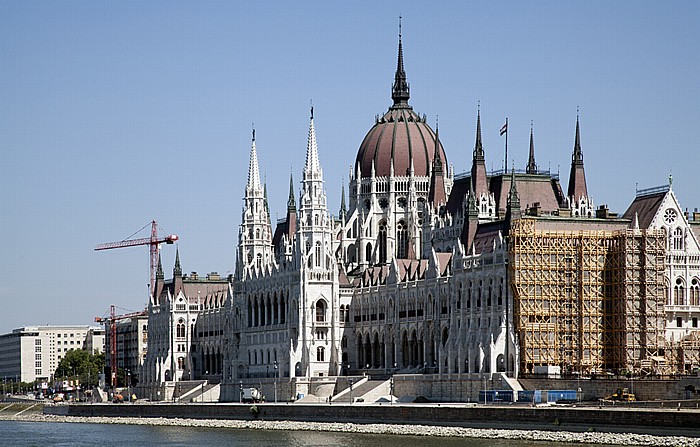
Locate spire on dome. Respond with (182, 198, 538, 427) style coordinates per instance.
(391, 16, 411, 108)
(304, 106, 321, 175)
(173, 247, 182, 276)
(287, 172, 296, 211)
(526, 124, 537, 174)
(247, 126, 262, 190)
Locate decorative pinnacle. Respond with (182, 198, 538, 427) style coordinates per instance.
(391, 16, 410, 108)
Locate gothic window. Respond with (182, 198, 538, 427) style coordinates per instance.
(256, 229, 260, 239)
(673, 228, 684, 251)
(366, 243, 372, 265)
(256, 253, 262, 269)
(674, 278, 685, 305)
(378, 221, 387, 263)
(177, 357, 185, 370)
(176, 320, 185, 339)
(317, 346, 325, 362)
(691, 278, 700, 306)
(396, 220, 408, 258)
(315, 300, 326, 322)
(314, 214, 319, 226)
(379, 198, 389, 209)
(315, 242, 321, 267)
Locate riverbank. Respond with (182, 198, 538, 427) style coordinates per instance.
(1, 410, 699, 447)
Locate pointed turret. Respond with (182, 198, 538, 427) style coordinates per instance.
(391, 17, 410, 109)
(526, 126, 537, 174)
(506, 169, 521, 222)
(264, 181, 270, 216)
(304, 107, 321, 177)
(156, 253, 164, 280)
(470, 108, 488, 197)
(287, 172, 296, 211)
(567, 115, 588, 201)
(173, 247, 182, 277)
(339, 182, 347, 218)
(428, 120, 446, 210)
(247, 128, 262, 192)
(460, 184, 479, 248)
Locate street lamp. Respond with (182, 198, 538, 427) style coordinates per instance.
(126, 370, 131, 403)
(273, 361, 278, 403)
(239, 380, 243, 404)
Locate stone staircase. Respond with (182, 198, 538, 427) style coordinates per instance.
(332, 379, 392, 403)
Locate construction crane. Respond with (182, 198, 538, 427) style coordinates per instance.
(95, 220, 178, 293)
(95, 305, 147, 388)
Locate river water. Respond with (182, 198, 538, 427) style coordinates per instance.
(0, 421, 603, 447)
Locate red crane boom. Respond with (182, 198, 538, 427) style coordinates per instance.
(95, 305, 148, 388)
(95, 220, 178, 293)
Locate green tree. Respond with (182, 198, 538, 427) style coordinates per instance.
(54, 350, 105, 389)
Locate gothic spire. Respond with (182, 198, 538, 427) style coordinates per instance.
(264, 181, 270, 216)
(526, 125, 537, 174)
(247, 127, 262, 191)
(470, 108, 488, 197)
(287, 172, 296, 211)
(304, 106, 321, 176)
(508, 169, 521, 211)
(156, 253, 164, 280)
(567, 113, 589, 201)
(339, 182, 347, 216)
(391, 17, 410, 108)
(474, 105, 484, 160)
(428, 119, 446, 209)
(173, 247, 182, 276)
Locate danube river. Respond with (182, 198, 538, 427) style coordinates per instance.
(0, 420, 605, 447)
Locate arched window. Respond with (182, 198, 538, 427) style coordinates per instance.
(396, 221, 408, 258)
(378, 221, 387, 263)
(315, 242, 321, 267)
(365, 243, 372, 265)
(691, 278, 700, 306)
(674, 228, 684, 251)
(315, 300, 326, 322)
(176, 320, 185, 339)
(255, 229, 260, 239)
(177, 357, 185, 370)
(256, 253, 262, 269)
(674, 278, 685, 305)
(314, 214, 319, 226)
(317, 346, 325, 362)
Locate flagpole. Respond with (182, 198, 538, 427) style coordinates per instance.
(504, 117, 508, 171)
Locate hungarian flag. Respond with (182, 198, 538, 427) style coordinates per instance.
(500, 121, 508, 136)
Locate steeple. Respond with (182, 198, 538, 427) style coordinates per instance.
(264, 181, 270, 217)
(173, 247, 182, 276)
(506, 169, 521, 222)
(567, 114, 589, 201)
(391, 17, 411, 109)
(156, 253, 164, 280)
(247, 127, 262, 191)
(304, 106, 321, 177)
(287, 172, 296, 211)
(470, 108, 488, 197)
(339, 182, 347, 217)
(428, 119, 446, 209)
(526, 125, 537, 174)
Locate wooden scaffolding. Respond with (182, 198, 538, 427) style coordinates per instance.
(509, 219, 667, 375)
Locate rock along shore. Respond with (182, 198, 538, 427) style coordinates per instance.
(1, 412, 699, 447)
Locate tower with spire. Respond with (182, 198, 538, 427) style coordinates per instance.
(567, 114, 594, 217)
(237, 128, 274, 279)
(469, 108, 496, 220)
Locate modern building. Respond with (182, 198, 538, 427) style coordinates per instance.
(0, 325, 103, 383)
(139, 31, 700, 401)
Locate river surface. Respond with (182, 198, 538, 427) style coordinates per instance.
(0, 420, 604, 447)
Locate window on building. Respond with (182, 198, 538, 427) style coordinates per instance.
(35, 354, 41, 360)
(378, 221, 387, 263)
(317, 346, 325, 362)
(35, 339, 41, 345)
(396, 221, 408, 259)
(674, 278, 685, 305)
(691, 279, 700, 306)
(35, 362, 41, 368)
(674, 228, 684, 251)
(693, 317, 698, 328)
(677, 317, 683, 328)
(315, 300, 326, 322)
(315, 242, 321, 268)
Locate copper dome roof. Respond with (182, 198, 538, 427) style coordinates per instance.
(356, 108, 447, 178)
(354, 32, 448, 179)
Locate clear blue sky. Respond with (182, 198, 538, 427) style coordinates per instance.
(1, 1, 698, 333)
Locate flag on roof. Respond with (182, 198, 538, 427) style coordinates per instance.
(500, 121, 508, 136)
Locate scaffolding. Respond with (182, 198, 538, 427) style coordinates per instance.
(509, 219, 667, 376)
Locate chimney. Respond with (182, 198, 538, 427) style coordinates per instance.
(596, 204, 609, 219)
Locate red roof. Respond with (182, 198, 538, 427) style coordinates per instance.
(355, 107, 447, 178)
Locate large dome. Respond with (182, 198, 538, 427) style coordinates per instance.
(355, 107, 447, 178)
(355, 33, 448, 179)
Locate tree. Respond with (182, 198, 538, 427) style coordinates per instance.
(54, 350, 105, 388)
